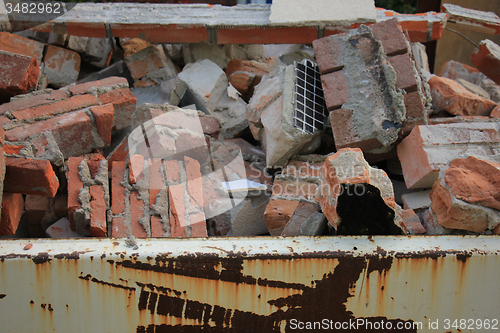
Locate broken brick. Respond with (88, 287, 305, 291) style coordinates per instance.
(388, 53, 418, 91)
(471, 39, 500, 85)
(42, 45, 81, 88)
(264, 199, 300, 236)
(0, 193, 24, 236)
(439, 59, 485, 85)
(0, 90, 68, 115)
(111, 161, 127, 215)
(397, 123, 500, 189)
(97, 88, 137, 130)
(429, 76, 496, 116)
(130, 191, 147, 237)
(4, 157, 59, 197)
(90, 103, 114, 147)
(150, 215, 165, 237)
(128, 154, 144, 184)
(0, 32, 45, 62)
(67, 157, 84, 229)
(68, 76, 128, 96)
(11, 94, 99, 121)
(369, 18, 408, 56)
(164, 159, 181, 185)
(169, 183, 187, 238)
(0, 50, 40, 97)
(281, 200, 321, 237)
(401, 209, 426, 235)
(184, 156, 203, 208)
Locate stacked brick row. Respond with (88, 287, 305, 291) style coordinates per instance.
(313, 18, 429, 158)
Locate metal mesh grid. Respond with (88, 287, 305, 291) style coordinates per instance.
(293, 59, 328, 135)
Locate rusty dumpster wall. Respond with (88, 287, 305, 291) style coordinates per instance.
(0, 236, 499, 332)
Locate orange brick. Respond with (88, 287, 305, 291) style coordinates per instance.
(471, 40, 500, 85)
(4, 157, 59, 197)
(12, 94, 99, 121)
(90, 103, 114, 146)
(0, 32, 45, 62)
(111, 161, 127, 215)
(264, 199, 300, 236)
(98, 88, 136, 130)
(0, 193, 24, 236)
(128, 154, 144, 184)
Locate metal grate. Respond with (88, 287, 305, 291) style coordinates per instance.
(293, 59, 328, 135)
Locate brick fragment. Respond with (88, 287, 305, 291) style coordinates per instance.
(429, 76, 496, 116)
(12, 94, 99, 121)
(185, 156, 203, 208)
(89, 185, 107, 237)
(121, 38, 152, 58)
(46, 218, 84, 238)
(401, 209, 426, 235)
(281, 201, 321, 237)
(129, 154, 144, 184)
(111, 217, 128, 238)
(68, 76, 128, 96)
(130, 191, 147, 237)
(189, 212, 207, 237)
(90, 103, 114, 146)
(369, 18, 408, 56)
(111, 161, 127, 215)
(164, 159, 181, 185)
(321, 70, 350, 111)
(0, 32, 45, 62)
(150, 215, 165, 237)
(6, 111, 93, 159)
(97, 88, 137, 130)
(148, 158, 163, 208)
(388, 53, 417, 91)
(471, 39, 500, 85)
(439, 60, 485, 85)
(0, 193, 24, 236)
(397, 123, 500, 189)
(0, 90, 69, 115)
(4, 157, 59, 197)
(42, 45, 81, 88)
(0, 50, 40, 97)
(264, 199, 300, 236)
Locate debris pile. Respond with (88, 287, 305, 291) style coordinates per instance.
(1, 3, 500, 238)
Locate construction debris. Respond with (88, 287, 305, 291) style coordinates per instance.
(1, 3, 500, 239)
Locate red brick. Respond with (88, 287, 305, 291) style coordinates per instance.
(321, 70, 349, 111)
(169, 183, 186, 238)
(0, 50, 39, 97)
(0, 32, 45, 62)
(369, 18, 408, 56)
(150, 215, 165, 237)
(0, 91, 68, 115)
(264, 199, 300, 236)
(148, 158, 163, 207)
(189, 212, 207, 237)
(164, 159, 181, 184)
(429, 76, 496, 116)
(128, 154, 144, 184)
(491, 104, 500, 118)
(397, 123, 500, 189)
(124, 46, 166, 80)
(85, 152, 105, 179)
(111, 217, 128, 238)
(471, 39, 500, 85)
(199, 116, 220, 138)
(312, 35, 346, 74)
(90, 103, 114, 146)
(388, 53, 417, 91)
(12, 94, 99, 121)
(66, 157, 84, 229)
(228, 72, 253, 95)
(175, 132, 209, 163)
(107, 136, 129, 174)
(130, 191, 147, 237)
(401, 209, 426, 235)
(0, 193, 24, 236)
(68, 77, 129, 96)
(98, 88, 137, 130)
(3, 144, 26, 155)
(89, 185, 107, 237)
(4, 157, 59, 197)
(43, 45, 81, 88)
(226, 59, 272, 97)
(330, 109, 382, 151)
(6, 111, 92, 159)
(111, 161, 127, 215)
(184, 156, 203, 208)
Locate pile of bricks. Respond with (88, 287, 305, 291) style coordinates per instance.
(1, 3, 500, 239)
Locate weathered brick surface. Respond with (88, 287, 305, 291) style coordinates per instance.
(402, 209, 426, 235)
(67, 157, 84, 229)
(0, 50, 40, 97)
(97, 88, 136, 130)
(128, 154, 145, 185)
(90, 103, 114, 146)
(0, 193, 24, 236)
(264, 199, 300, 236)
(397, 122, 500, 189)
(111, 161, 126, 215)
(281, 201, 321, 237)
(68, 76, 128, 96)
(369, 18, 408, 56)
(388, 53, 418, 91)
(429, 76, 496, 116)
(320, 70, 350, 111)
(4, 157, 59, 197)
(0, 32, 45, 62)
(169, 183, 187, 238)
(42, 45, 81, 88)
(11, 94, 99, 121)
(439, 60, 485, 85)
(471, 39, 500, 85)
(0, 90, 69, 115)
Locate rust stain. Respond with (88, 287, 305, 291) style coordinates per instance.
(32, 252, 51, 264)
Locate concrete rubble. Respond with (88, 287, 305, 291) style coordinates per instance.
(2, 3, 500, 239)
